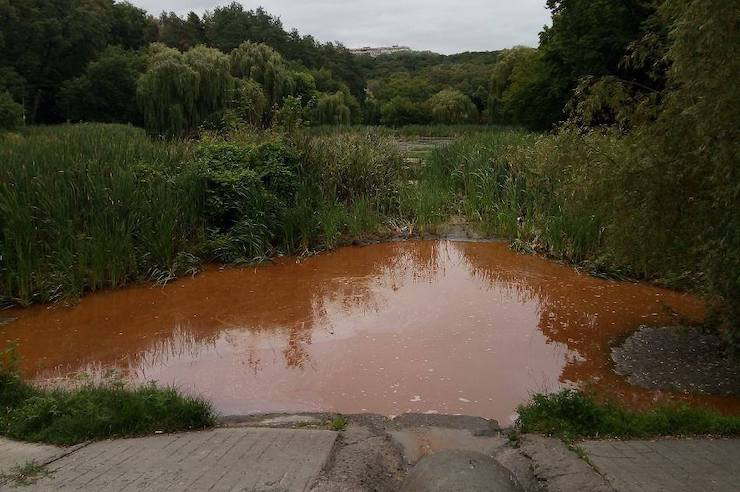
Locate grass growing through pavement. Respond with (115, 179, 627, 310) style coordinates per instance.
(0, 345, 215, 446)
(0, 462, 51, 487)
(517, 390, 740, 440)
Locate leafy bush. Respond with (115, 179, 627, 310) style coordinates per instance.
(0, 91, 23, 130)
(194, 135, 299, 261)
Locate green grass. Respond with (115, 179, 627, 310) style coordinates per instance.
(0, 462, 51, 487)
(328, 415, 348, 431)
(517, 390, 740, 440)
(0, 124, 200, 306)
(0, 345, 215, 446)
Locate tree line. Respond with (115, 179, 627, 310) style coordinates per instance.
(0, 1, 366, 130)
(0, 0, 733, 136)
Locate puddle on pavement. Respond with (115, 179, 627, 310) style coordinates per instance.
(3, 241, 738, 424)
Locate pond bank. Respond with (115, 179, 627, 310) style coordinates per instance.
(5, 240, 733, 423)
(3, 413, 739, 491)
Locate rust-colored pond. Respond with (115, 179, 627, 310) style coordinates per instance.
(3, 241, 738, 424)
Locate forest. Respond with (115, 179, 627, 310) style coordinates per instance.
(0, 0, 659, 132)
(0, 0, 738, 349)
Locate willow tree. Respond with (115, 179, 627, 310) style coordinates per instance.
(137, 45, 200, 136)
(183, 45, 233, 124)
(230, 41, 295, 107)
(138, 44, 234, 136)
(313, 91, 355, 125)
(428, 89, 478, 124)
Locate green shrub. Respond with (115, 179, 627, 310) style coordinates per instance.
(2, 383, 214, 446)
(0, 91, 23, 130)
(194, 134, 298, 261)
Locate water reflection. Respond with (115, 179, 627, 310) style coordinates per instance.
(3, 240, 736, 424)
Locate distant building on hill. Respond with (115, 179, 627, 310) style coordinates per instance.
(350, 45, 412, 57)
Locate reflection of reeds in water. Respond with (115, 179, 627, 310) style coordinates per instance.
(135, 324, 219, 378)
(35, 324, 219, 385)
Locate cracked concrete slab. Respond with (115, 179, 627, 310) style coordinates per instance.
(25, 427, 337, 491)
(401, 450, 521, 491)
(518, 435, 613, 492)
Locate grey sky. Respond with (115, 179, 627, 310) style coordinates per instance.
(128, 1, 551, 54)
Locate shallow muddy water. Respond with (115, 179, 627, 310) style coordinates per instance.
(3, 241, 737, 424)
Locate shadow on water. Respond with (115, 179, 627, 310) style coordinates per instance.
(2, 240, 736, 424)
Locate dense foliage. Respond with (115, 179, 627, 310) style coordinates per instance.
(0, 124, 404, 305)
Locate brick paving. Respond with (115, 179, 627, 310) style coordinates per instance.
(11, 428, 336, 491)
(582, 439, 740, 492)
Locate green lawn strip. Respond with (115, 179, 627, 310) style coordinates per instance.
(1, 347, 215, 446)
(516, 390, 740, 440)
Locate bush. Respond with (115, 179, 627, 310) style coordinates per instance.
(194, 134, 299, 262)
(0, 91, 23, 130)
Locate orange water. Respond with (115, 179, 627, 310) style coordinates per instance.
(3, 241, 736, 424)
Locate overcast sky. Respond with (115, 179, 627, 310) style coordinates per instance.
(128, 0, 551, 54)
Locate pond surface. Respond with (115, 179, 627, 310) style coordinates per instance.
(3, 241, 737, 424)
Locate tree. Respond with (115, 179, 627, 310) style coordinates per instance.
(158, 11, 204, 51)
(183, 45, 233, 124)
(0, 91, 23, 129)
(380, 96, 428, 127)
(229, 78, 268, 126)
(110, 1, 156, 50)
(534, 0, 655, 128)
(314, 91, 357, 126)
(488, 47, 537, 123)
(204, 3, 287, 53)
(59, 46, 145, 123)
(136, 44, 200, 136)
(230, 42, 295, 107)
(427, 89, 478, 124)
(0, 0, 114, 123)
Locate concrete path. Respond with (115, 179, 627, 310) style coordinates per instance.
(2, 417, 739, 491)
(3, 428, 336, 491)
(582, 438, 740, 492)
(0, 439, 65, 475)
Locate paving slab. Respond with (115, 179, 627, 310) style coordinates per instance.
(582, 438, 740, 492)
(22, 427, 336, 491)
(401, 450, 521, 492)
(519, 435, 613, 492)
(0, 438, 65, 475)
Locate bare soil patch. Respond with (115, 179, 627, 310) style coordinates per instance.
(612, 326, 740, 396)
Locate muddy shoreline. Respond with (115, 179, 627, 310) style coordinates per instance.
(612, 325, 740, 397)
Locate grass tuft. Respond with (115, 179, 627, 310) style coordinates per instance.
(0, 345, 215, 446)
(516, 390, 740, 440)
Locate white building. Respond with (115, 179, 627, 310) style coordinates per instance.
(350, 45, 412, 57)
